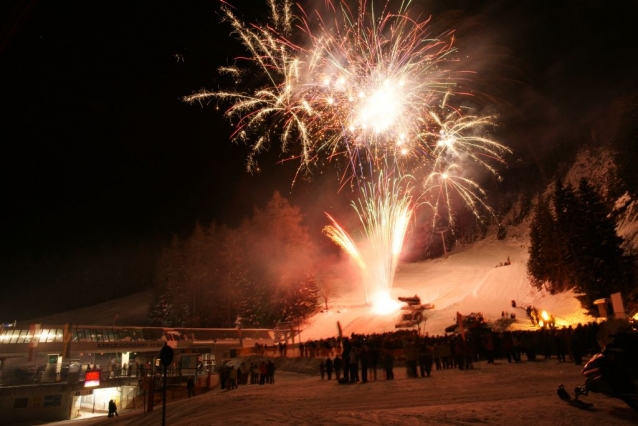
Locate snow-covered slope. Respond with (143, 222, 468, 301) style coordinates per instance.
(22, 224, 593, 336)
(18, 290, 153, 327)
(551, 148, 638, 251)
(302, 222, 592, 340)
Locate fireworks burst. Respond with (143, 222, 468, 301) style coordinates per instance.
(185, 0, 511, 311)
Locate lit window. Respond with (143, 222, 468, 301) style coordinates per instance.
(39, 329, 50, 343)
(17, 330, 30, 344)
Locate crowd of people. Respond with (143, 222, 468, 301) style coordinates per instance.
(218, 360, 276, 390)
(248, 321, 607, 385)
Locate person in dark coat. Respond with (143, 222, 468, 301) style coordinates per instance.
(359, 346, 369, 383)
(219, 365, 229, 389)
(108, 400, 118, 417)
(369, 347, 379, 380)
(259, 361, 267, 385)
(348, 346, 359, 382)
(423, 339, 434, 377)
(383, 351, 394, 379)
(267, 360, 276, 384)
(333, 355, 342, 380)
(187, 376, 195, 397)
(325, 357, 334, 380)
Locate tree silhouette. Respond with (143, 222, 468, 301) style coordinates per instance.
(528, 178, 635, 314)
(149, 191, 320, 327)
(571, 178, 634, 313)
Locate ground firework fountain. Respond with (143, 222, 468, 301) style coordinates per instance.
(324, 175, 412, 311)
(185, 0, 511, 312)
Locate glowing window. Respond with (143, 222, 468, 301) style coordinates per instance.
(7, 330, 19, 344)
(75, 329, 90, 342)
(51, 329, 63, 342)
(38, 329, 51, 343)
(17, 329, 31, 343)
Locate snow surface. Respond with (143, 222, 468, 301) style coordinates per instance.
(302, 222, 592, 340)
(22, 290, 154, 327)
(45, 223, 638, 426)
(55, 354, 638, 426)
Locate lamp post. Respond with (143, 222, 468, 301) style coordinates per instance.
(159, 343, 174, 426)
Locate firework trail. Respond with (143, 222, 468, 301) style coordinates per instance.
(185, 0, 511, 309)
(324, 174, 413, 304)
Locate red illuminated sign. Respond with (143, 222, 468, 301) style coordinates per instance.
(84, 371, 100, 387)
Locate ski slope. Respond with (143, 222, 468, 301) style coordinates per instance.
(302, 223, 592, 339)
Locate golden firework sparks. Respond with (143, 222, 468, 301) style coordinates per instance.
(186, 1, 512, 309)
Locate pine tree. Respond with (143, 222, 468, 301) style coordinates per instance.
(149, 191, 321, 328)
(279, 275, 321, 323)
(236, 191, 319, 327)
(497, 223, 507, 240)
(553, 180, 580, 291)
(238, 276, 275, 327)
(148, 236, 191, 326)
(211, 223, 245, 327)
(183, 221, 212, 326)
(572, 178, 635, 313)
(148, 293, 190, 327)
(528, 196, 555, 290)
(527, 190, 575, 293)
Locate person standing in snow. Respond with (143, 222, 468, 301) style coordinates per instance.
(419, 338, 434, 377)
(259, 361, 267, 385)
(383, 351, 394, 379)
(359, 346, 369, 383)
(108, 399, 118, 417)
(240, 362, 249, 385)
(333, 355, 342, 381)
(187, 376, 195, 397)
(228, 366, 238, 390)
(369, 346, 379, 380)
(267, 360, 276, 384)
(571, 324, 586, 365)
(555, 328, 568, 363)
(454, 334, 466, 370)
(348, 346, 359, 382)
(483, 332, 495, 364)
(341, 339, 351, 382)
(501, 331, 514, 363)
(325, 357, 334, 380)
(250, 363, 258, 384)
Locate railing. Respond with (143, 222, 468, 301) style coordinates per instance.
(1, 325, 274, 346)
(0, 368, 149, 387)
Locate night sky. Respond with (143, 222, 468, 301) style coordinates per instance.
(1, 0, 637, 319)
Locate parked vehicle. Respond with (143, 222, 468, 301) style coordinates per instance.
(559, 318, 638, 411)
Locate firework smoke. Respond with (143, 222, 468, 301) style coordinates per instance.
(185, 0, 511, 311)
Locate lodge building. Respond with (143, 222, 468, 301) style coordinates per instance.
(0, 323, 274, 424)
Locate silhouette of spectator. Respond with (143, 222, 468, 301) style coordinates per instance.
(187, 376, 195, 397)
(108, 400, 118, 417)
